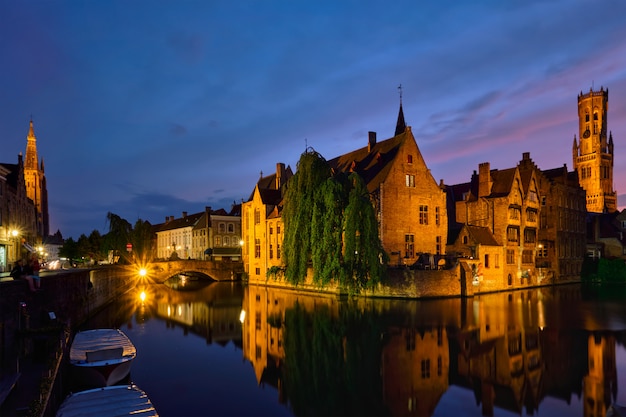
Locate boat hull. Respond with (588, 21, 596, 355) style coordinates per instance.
(70, 357, 134, 387)
(69, 329, 136, 388)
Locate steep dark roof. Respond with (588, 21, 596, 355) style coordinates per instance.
(466, 225, 499, 246)
(489, 167, 517, 197)
(154, 212, 204, 232)
(246, 165, 293, 202)
(327, 131, 407, 193)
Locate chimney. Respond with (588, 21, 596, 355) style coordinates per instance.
(368, 131, 376, 152)
(478, 162, 492, 197)
(182, 211, 187, 218)
(276, 162, 285, 189)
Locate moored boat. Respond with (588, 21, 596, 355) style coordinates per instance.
(56, 385, 158, 417)
(69, 329, 136, 387)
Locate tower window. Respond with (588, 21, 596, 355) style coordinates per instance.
(407, 154, 413, 164)
(593, 112, 598, 120)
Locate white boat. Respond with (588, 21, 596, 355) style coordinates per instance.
(56, 385, 158, 417)
(69, 329, 136, 387)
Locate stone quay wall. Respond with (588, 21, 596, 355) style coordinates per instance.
(0, 267, 136, 369)
(249, 261, 477, 299)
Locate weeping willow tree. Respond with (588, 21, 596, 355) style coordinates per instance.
(282, 148, 388, 292)
(282, 149, 332, 284)
(341, 172, 387, 290)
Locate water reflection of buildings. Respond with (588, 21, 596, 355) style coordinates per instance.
(241, 284, 624, 417)
(382, 325, 449, 416)
(584, 332, 617, 417)
(154, 281, 243, 346)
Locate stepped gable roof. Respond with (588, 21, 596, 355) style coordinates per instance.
(327, 131, 407, 193)
(466, 225, 499, 246)
(154, 211, 204, 232)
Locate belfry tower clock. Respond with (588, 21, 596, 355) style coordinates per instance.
(572, 87, 617, 213)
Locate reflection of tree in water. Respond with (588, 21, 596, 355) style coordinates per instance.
(283, 302, 389, 416)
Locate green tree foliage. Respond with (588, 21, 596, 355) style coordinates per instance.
(282, 149, 388, 292)
(61, 213, 153, 264)
(342, 173, 388, 290)
(103, 212, 133, 262)
(87, 230, 104, 261)
(581, 257, 626, 283)
(283, 149, 332, 284)
(58, 237, 79, 262)
(131, 219, 153, 261)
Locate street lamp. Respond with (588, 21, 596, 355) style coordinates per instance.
(11, 229, 19, 263)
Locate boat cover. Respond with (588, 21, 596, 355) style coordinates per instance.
(56, 385, 158, 417)
(70, 329, 136, 364)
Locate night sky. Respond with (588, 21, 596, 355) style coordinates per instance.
(2, 0, 626, 240)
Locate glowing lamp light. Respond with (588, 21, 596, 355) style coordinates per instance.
(239, 309, 246, 323)
(138, 268, 147, 277)
(139, 291, 146, 302)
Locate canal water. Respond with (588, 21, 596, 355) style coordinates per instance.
(75, 278, 626, 417)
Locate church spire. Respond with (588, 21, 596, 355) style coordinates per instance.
(25, 118, 39, 170)
(394, 84, 406, 136)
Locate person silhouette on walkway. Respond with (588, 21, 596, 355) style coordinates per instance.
(10, 259, 37, 292)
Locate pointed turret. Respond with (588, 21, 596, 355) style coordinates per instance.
(395, 102, 406, 136)
(394, 84, 406, 136)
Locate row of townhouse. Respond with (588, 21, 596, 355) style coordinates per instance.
(241, 92, 622, 290)
(153, 205, 242, 261)
(0, 121, 51, 272)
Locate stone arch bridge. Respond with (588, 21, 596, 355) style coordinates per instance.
(148, 260, 244, 283)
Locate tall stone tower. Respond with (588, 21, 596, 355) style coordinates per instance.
(572, 87, 617, 213)
(24, 119, 49, 238)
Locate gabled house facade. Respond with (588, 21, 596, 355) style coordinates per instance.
(519, 153, 586, 283)
(447, 224, 501, 286)
(448, 152, 587, 290)
(154, 211, 204, 260)
(192, 204, 242, 261)
(0, 154, 38, 270)
(450, 160, 541, 290)
(327, 124, 448, 268)
(241, 163, 292, 280)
